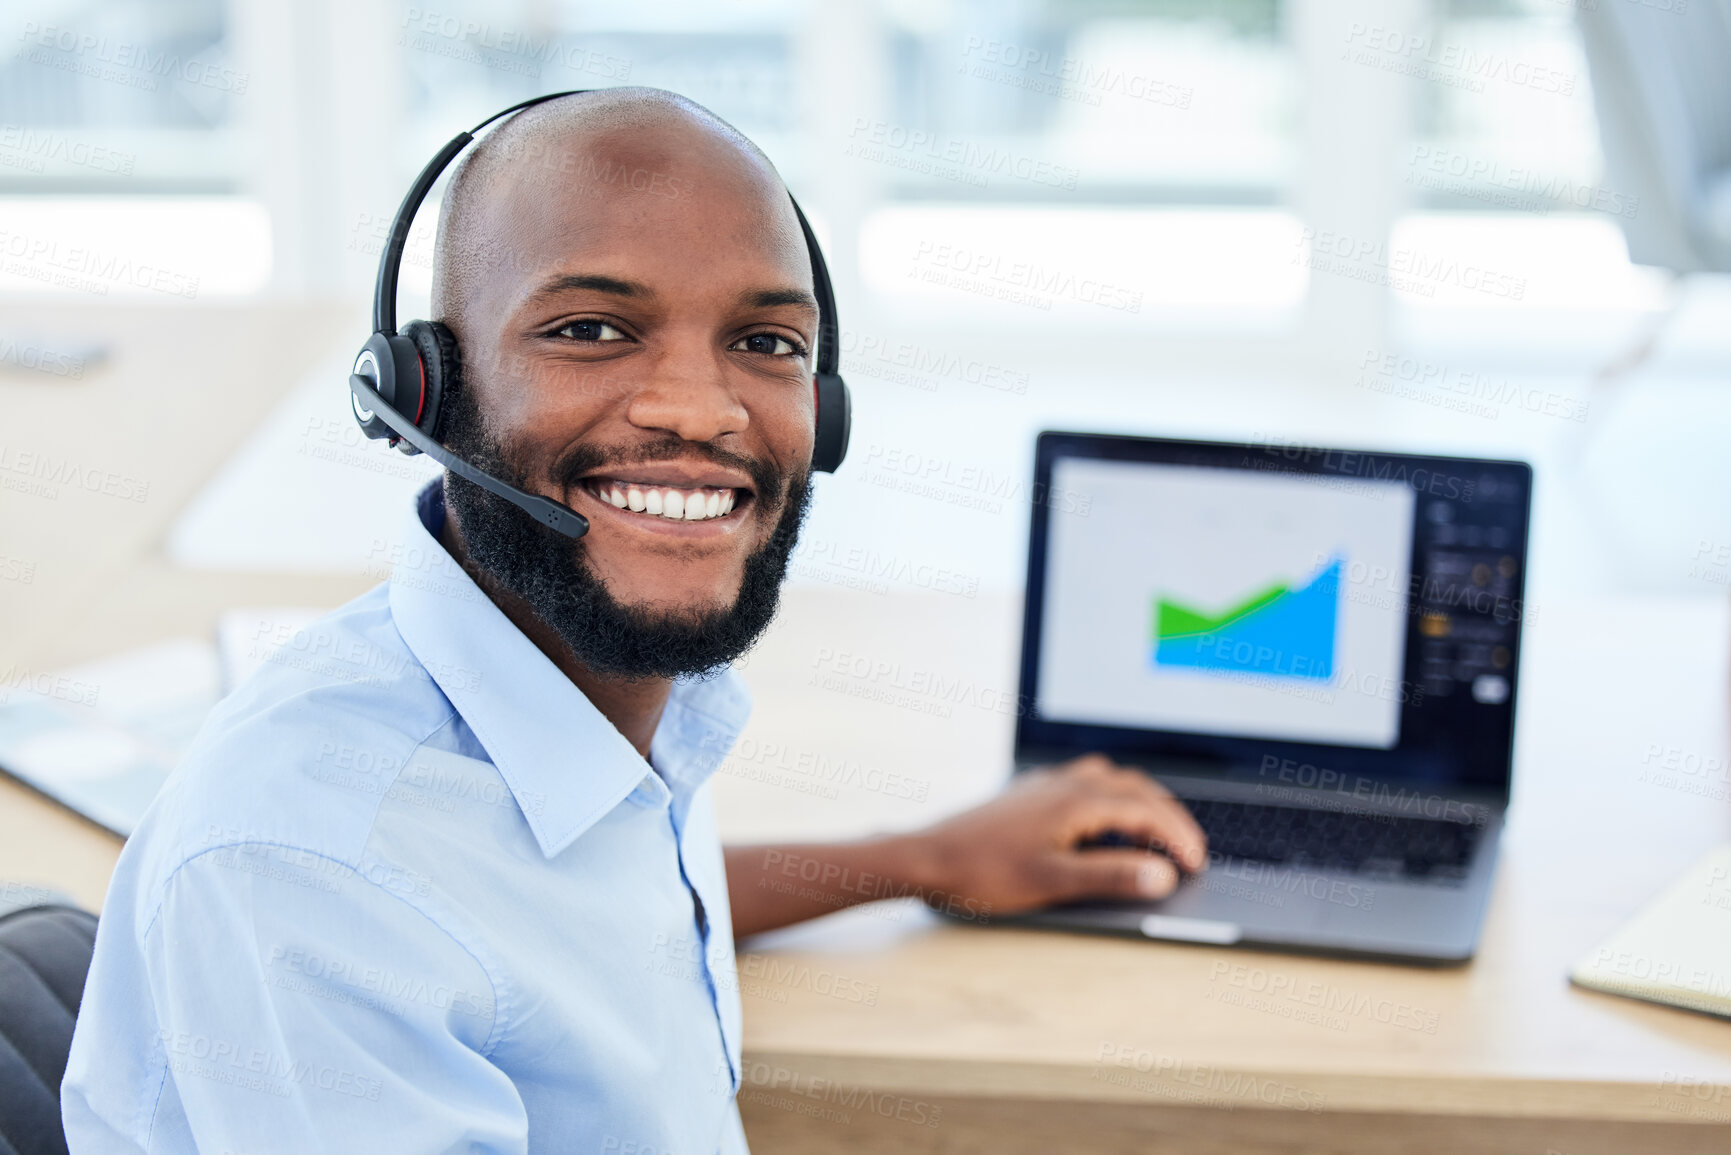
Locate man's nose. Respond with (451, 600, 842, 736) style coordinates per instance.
(625, 342, 749, 444)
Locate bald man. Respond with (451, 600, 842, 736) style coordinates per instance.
(62, 90, 1205, 1154)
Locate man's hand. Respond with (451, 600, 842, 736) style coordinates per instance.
(726, 754, 1208, 938)
(911, 754, 1208, 917)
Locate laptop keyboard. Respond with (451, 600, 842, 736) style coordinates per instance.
(1175, 796, 1485, 883)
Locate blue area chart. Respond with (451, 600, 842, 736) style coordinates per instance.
(1152, 558, 1341, 681)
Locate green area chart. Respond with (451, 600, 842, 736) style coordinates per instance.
(1151, 557, 1341, 681)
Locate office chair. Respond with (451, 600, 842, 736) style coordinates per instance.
(0, 904, 99, 1155)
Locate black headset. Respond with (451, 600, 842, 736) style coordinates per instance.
(348, 90, 851, 541)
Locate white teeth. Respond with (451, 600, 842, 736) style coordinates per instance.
(595, 481, 739, 521)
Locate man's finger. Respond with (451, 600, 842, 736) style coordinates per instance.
(1073, 758, 1211, 865)
(1067, 794, 1209, 874)
(1046, 848, 1181, 902)
(1111, 789, 1210, 872)
(1095, 769, 1209, 868)
(1053, 753, 1115, 779)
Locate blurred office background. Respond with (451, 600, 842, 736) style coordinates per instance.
(2, 0, 1729, 678)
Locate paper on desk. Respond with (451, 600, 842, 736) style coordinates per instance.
(0, 609, 333, 836)
(1570, 844, 1731, 1021)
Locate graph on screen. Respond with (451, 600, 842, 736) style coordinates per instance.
(1152, 556, 1341, 681)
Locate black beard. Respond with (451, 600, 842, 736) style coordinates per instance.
(438, 378, 811, 682)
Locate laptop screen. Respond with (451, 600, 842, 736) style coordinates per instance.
(1016, 433, 1533, 793)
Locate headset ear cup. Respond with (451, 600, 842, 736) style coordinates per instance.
(812, 372, 851, 473)
(401, 320, 461, 444)
(351, 331, 426, 444)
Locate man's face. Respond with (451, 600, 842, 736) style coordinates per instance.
(440, 127, 818, 677)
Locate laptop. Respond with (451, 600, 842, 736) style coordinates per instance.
(1006, 432, 1532, 964)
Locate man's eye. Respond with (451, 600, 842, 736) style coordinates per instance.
(557, 320, 627, 342)
(733, 333, 802, 356)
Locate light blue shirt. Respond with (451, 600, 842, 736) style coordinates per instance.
(63, 480, 753, 1153)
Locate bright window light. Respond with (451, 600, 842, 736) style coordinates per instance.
(1387, 213, 1669, 311)
(860, 205, 1308, 324)
(0, 197, 271, 299)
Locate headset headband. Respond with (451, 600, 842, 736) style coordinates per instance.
(375, 91, 578, 334)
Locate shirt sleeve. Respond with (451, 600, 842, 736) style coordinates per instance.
(67, 843, 526, 1154)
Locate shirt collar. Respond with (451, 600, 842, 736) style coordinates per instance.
(387, 480, 751, 858)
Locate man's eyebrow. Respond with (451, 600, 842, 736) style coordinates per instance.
(523, 273, 653, 306)
(744, 287, 820, 311)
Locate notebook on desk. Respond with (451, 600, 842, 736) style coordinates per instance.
(0, 639, 219, 836)
(1571, 844, 1731, 1020)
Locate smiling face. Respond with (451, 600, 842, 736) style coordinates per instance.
(432, 92, 818, 678)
